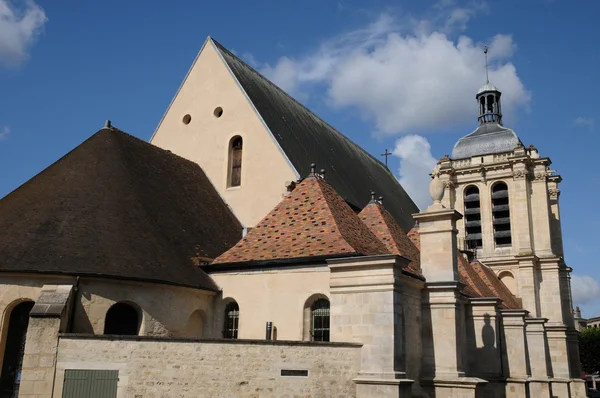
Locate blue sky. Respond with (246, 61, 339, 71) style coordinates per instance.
(1, 1, 599, 315)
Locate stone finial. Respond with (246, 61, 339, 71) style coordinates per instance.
(378, 196, 384, 205)
(310, 163, 316, 175)
(320, 169, 326, 179)
(104, 120, 112, 128)
(429, 173, 445, 204)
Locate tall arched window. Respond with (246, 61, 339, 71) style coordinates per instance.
(223, 301, 239, 339)
(492, 182, 512, 246)
(0, 301, 34, 398)
(228, 136, 243, 187)
(464, 186, 482, 250)
(311, 299, 330, 342)
(104, 302, 140, 336)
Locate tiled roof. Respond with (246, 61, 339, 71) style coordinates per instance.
(406, 227, 521, 309)
(0, 127, 243, 290)
(213, 174, 389, 265)
(212, 39, 419, 231)
(359, 201, 422, 275)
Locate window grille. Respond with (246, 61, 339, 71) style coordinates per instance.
(223, 302, 239, 339)
(311, 299, 330, 342)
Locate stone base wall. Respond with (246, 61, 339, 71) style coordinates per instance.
(54, 335, 361, 398)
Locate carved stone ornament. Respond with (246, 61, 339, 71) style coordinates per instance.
(429, 174, 445, 204)
(443, 180, 456, 189)
(512, 169, 528, 180)
(548, 188, 561, 199)
(534, 171, 547, 181)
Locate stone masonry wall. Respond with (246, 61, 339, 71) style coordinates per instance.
(54, 335, 361, 398)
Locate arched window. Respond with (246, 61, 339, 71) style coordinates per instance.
(311, 299, 330, 342)
(223, 301, 239, 339)
(464, 186, 482, 250)
(104, 302, 140, 336)
(492, 182, 512, 246)
(227, 136, 243, 187)
(0, 301, 34, 398)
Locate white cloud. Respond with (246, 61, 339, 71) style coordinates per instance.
(393, 135, 437, 209)
(571, 275, 600, 306)
(574, 117, 594, 129)
(257, 3, 530, 207)
(0, 126, 9, 140)
(0, 0, 47, 67)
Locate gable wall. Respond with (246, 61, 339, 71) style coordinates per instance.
(151, 41, 298, 227)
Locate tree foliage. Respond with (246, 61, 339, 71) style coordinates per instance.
(579, 327, 600, 374)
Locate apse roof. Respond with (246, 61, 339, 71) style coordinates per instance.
(211, 38, 420, 228)
(0, 127, 243, 290)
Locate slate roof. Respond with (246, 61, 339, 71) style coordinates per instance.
(0, 127, 243, 290)
(213, 174, 389, 265)
(407, 227, 520, 309)
(212, 39, 419, 230)
(451, 123, 522, 159)
(359, 201, 422, 275)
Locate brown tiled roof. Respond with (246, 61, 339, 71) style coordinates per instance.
(0, 127, 243, 290)
(406, 227, 521, 309)
(470, 261, 522, 309)
(359, 201, 421, 275)
(213, 174, 389, 264)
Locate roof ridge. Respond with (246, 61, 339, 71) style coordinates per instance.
(211, 39, 390, 171)
(314, 178, 388, 255)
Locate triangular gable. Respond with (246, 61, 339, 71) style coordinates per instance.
(213, 173, 388, 265)
(359, 200, 422, 275)
(211, 39, 419, 231)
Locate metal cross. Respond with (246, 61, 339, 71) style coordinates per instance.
(381, 149, 392, 166)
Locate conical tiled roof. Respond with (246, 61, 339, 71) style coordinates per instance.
(0, 127, 243, 290)
(213, 174, 389, 265)
(359, 200, 421, 275)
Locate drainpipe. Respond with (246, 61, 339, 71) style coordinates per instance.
(68, 276, 80, 333)
(265, 322, 273, 340)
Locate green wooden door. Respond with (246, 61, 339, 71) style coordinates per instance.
(62, 370, 118, 398)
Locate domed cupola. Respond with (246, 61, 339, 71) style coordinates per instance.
(451, 47, 522, 159)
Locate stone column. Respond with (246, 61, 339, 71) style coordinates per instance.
(413, 180, 485, 398)
(19, 285, 73, 398)
(500, 309, 530, 397)
(547, 176, 564, 257)
(524, 317, 551, 397)
(530, 163, 553, 257)
(509, 147, 534, 256)
(328, 255, 415, 398)
(538, 259, 567, 324)
(515, 255, 540, 317)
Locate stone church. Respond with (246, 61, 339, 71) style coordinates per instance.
(0, 37, 584, 398)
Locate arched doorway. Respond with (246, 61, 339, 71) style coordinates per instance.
(0, 301, 35, 398)
(103, 302, 140, 336)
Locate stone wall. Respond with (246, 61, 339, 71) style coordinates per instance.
(54, 335, 361, 398)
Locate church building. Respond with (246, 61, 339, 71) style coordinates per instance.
(0, 37, 585, 398)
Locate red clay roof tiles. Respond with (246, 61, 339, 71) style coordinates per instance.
(213, 175, 389, 264)
(359, 201, 422, 275)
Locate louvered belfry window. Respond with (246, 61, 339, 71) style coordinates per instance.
(223, 302, 239, 339)
(464, 186, 483, 250)
(492, 182, 512, 246)
(228, 137, 243, 187)
(311, 299, 330, 342)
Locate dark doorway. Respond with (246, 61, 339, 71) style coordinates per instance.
(0, 301, 35, 398)
(103, 303, 140, 336)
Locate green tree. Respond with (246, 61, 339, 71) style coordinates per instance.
(579, 327, 600, 374)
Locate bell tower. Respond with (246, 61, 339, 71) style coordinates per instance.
(433, 47, 582, 388)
